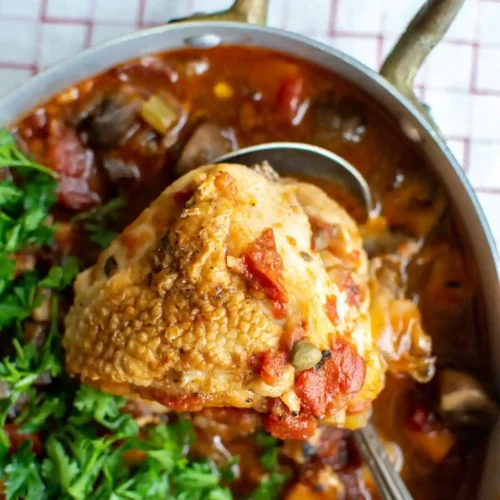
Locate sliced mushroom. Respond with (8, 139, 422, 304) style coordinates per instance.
(438, 369, 499, 427)
(76, 87, 142, 148)
(176, 122, 237, 175)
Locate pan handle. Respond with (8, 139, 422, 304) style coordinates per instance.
(380, 0, 466, 128)
(170, 0, 269, 25)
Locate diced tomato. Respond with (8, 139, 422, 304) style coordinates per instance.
(325, 296, 339, 325)
(172, 189, 194, 205)
(276, 75, 305, 125)
(260, 350, 289, 385)
(263, 401, 316, 440)
(327, 340, 366, 394)
(280, 324, 307, 352)
(272, 300, 290, 320)
(5, 424, 42, 455)
(295, 367, 327, 417)
(294, 339, 365, 418)
(242, 228, 289, 319)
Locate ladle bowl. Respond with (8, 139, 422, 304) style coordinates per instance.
(215, 142, 374, 217)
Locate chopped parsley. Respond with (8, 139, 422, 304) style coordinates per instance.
(0, 129, 288, 500)
(250, 431, 289, 499)
(72, 197, 125, 248)
(0, 129, 57, 177)
(248, 471, 289, 500)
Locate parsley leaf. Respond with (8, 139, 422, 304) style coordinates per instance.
(255, 430, 280, 470)
(72, 197, 125, 248)
(70, 385, 138, 437)
(4, 441, 45, 500)
(0, 129, 56, 178)
(247, 431, 289, 500)
(39, 258, 80, 290)
(0, 130, 246, 500)
(0, 182, 22, 207)
(0, 172, 58, 254)
(248, 471, 289, 500)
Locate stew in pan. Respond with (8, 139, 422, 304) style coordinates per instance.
(0, 46, 496, 500)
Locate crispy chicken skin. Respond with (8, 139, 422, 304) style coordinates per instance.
(63, 163, 386, 439)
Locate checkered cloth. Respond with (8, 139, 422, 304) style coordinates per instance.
(0, 0, 497, 246)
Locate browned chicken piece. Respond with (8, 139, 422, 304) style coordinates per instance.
(63, 163, 430, 439)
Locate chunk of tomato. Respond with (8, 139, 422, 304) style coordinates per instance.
(242, 228, 289, 319)
(295, 367, 326, 417)
(276, 75, 305, 125)
(326, 340, 366, 394)
(263, 401, 316, 440)
(294, 339, 366, 418)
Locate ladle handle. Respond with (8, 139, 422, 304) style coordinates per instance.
(380, 0, 466, 130)
(354, 424, 414, 500)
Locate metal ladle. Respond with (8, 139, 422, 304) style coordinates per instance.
(215, 142, 413, 500)
(216, 142, 374, 217)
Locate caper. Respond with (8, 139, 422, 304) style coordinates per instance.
(291, 340, 323, 371)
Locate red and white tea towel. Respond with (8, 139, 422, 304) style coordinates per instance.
(0, 0, 498, 246)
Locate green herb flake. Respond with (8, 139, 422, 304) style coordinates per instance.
(0, 129, 266, 500)
(72, 197, 125, 249)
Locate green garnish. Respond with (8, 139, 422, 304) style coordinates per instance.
(250, 431, 289, 499)
(0, 129, 57, 177)
(248, 471, 289, 500)
(0, 130, 235, 499)
(72, 197, 125, 248)
(0, 129, 288, 500)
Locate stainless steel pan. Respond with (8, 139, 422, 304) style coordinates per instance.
(0, 0, 497, 497)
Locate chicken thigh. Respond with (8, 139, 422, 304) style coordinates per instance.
(64, 163, 385, 439)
